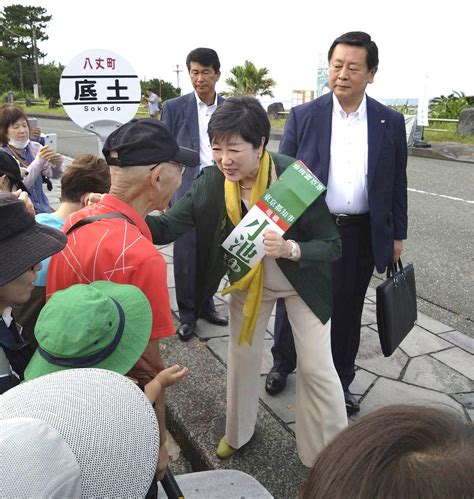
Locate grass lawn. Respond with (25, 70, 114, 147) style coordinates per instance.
(423, 122, 474, 144)
(269, 117, 287, 133)
(270, 117, 474, 145)
(22, 101, 149, 119)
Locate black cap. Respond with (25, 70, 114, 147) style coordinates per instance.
(102, 118, 200, 168)
(0, 151, 28, 192)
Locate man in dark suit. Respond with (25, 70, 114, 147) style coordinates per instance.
(161, 48, 228, 341)
(265, 32, 407, 415)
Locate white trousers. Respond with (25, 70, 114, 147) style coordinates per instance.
(225, 259, 348, 467)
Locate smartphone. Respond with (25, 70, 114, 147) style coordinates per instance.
(28, 117, 38, 129)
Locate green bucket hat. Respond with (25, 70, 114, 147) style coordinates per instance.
(24, 281, 152, 381)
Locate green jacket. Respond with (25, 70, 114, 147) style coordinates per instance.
(146, 153, 341, 324)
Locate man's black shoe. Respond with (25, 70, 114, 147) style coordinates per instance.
(176, 323, 195, 341)
(199, 310, 229, 326)
(344, 391, 360, 416)
(265, 371, 288, 395)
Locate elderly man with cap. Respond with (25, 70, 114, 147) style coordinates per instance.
(0, 192, 66, 394)
(47, 118, 199, 478)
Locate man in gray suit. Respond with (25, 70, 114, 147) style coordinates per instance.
(161, 48, 228, 341)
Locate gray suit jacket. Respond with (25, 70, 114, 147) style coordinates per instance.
(161, 92, 225, 200)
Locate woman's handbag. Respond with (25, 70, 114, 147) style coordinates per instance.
(376, 259, 417, 357)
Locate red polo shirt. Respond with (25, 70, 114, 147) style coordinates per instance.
(47, 194, 174, 340)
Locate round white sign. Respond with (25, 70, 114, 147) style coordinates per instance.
(59, 49, 141, 129)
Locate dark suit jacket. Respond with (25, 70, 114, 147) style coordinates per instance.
(146, 153, 341, 324)
(161, 92, 225, 201)
(279, 92, 407, 273)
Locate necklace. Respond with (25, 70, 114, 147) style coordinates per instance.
(239, 183, 252, 190)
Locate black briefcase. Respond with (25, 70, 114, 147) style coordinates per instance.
(376, 259, 417, 357)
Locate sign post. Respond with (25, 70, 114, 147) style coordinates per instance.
(59, 49, 141, 145)
(316, 54, 329, 98)
(414, 74, 431, 148)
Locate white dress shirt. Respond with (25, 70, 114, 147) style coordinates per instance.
(195, 91, 218, 170)
(326, 94, 369, 215)
(1, 308, 14, 380)
(1, 307, 13, 328)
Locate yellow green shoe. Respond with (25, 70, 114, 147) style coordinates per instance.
(216, 436, 237, 459)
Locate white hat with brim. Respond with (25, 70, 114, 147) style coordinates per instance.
(0, 369, 159, 498)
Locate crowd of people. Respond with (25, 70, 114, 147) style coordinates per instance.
(1, 31, 472, 498)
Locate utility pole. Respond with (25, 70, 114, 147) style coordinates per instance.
(173, 64, 183, 95)
(31, 26, 41, 96)
(18, 48, 24, 93)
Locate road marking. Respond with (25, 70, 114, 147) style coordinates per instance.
(408, 187, 474, 204)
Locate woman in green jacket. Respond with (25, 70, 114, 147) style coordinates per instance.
(146, 97, 347, 467)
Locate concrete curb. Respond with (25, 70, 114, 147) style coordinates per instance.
(27, 112, 70, 121)
(32, 114, 473, 164)
(407, 146, 474, 164)
(161, 336, 307, 499)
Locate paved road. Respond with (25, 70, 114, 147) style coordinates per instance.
(37, 116, 101, 157)
(38, 118, 473, 336)
(272, 140, 474, 337)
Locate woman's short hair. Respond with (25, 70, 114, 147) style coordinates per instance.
(0, 105, 29, 146)
(207, 97, 270, 150)
(301, 404, 474, 499)
(60, 154, 110, 203)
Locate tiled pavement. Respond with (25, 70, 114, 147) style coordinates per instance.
(48, 174, 474, 429)
(47, 175, 473, 424)
(35, 144, 472, 498)
(158, 242, 473, 425)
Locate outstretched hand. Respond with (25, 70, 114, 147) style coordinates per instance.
(155, 364, 189, 388)
(143, 365, 189, 412)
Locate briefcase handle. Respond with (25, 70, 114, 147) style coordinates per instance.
(386, 258, 409, 287)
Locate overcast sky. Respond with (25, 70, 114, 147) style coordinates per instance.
(5, 0, 473, 105)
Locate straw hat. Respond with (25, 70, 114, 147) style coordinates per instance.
(0, 368, 159, 498)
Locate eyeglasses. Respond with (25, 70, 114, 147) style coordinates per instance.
(150, 162, 186, 175)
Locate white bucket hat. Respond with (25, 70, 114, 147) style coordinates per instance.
(0, 368, 159, 498)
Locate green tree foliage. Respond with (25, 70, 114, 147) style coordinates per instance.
(0, 65, 15, 95)
(0, 4, 52, 94)
(40, 61, 64, 99)
(224, 60, 276, 98)
(430, 91, 471, 119)
(388, 102, 416, 115)
(140, 78, 180, 102)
